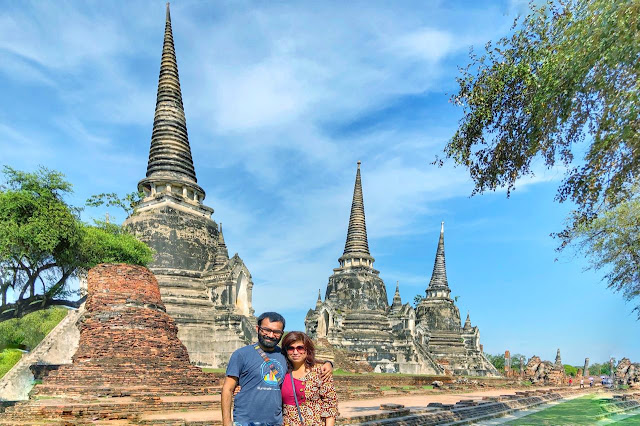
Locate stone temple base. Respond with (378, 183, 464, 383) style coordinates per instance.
(0, 264, 220, 424)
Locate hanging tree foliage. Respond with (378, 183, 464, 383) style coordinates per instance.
(443, 0, 640, 314)
(0, 166, 153, 318)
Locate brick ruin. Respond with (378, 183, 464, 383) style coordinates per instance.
(0, 264, 219, 423)
(615, 358, 640, 388)
(306, 163, 498, 376)
(523, 349, 567, 385)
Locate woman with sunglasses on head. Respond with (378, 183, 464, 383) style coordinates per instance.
(281, 331, 338, 425)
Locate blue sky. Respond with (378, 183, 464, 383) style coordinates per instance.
(1, 0, 637, 366)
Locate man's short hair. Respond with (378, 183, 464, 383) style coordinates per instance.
(257, 312, 286, 329)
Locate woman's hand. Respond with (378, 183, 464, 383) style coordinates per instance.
(324, 416, 335, 426)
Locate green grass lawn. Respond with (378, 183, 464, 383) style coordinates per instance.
(201, 368, 225, 373)
(506, 394, 619, 425)
(0, 306, 68, 351)
(611, 411, 640, 424)
(0, 307, 69, 379)
(0, 348, 23, 378)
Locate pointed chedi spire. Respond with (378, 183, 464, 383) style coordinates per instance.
(214, 223, 229, 267)
(339, 161, 374, 268)
(426, 221, 451, 299)
(463, 312, 472, 330)
(391, 281, 402, 311)
(316, 289, 323, 309)
(555, 348, 563, 368)
(137, 2, 206, 205)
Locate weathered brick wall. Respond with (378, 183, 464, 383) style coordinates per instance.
(0, 264, 222, 424)
(31, 264, 218, 398)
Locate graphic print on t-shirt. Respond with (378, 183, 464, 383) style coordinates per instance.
(261, 359, 285, 386)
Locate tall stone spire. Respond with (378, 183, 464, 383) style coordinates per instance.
(215, 223, 229, 267)
(463, 312, 472, 330)
(426, 222, 450, 299)
(339, 162, 374, 268)
(137, 2, 205, 204)
(391, 281, 402, 311)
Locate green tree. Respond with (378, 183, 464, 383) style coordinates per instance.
(564, 364, 578, 377)
(413, 294, 425, 307)
(510, 353, 526, 371)
(443, 0, 640, 310)
(0, 166, 153, 317)
(86, 191, 144, 218)
(485, 353, 506, 372)
(589, 362, 611, 376)
(570, 197, 640, 317)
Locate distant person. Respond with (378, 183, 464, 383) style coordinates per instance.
(589, 377, 594, 387)
(281, 331, 338, 426)
(221, 312, 333, 426)
(569, 378, 572, 386)
(580, 378, 584, 388)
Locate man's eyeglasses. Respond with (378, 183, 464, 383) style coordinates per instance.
(258, 326, 284, 337)
(286, 345, 306, 353)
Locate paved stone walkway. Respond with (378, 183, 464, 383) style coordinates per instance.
(338, 387, 556, 419)
(140, 387, 560, 423)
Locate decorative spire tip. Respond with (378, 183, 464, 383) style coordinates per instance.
(357, 161, 361, 169)
(440, 221, 444, 233)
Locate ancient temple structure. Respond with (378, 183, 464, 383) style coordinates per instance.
(524, 349, 566, 385)
(306, 163, 497, 376)
(413, 223, 497, 375)
(124, 4, 255, 367)
(0, 264, 221, 423)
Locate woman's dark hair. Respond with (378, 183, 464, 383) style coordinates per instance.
(281, 331, 316, 369)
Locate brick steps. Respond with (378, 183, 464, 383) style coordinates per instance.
(1, 396, 222, 425)
(0, 265, 226, 425)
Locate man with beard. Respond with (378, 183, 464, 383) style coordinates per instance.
(221, 312, 333, 426)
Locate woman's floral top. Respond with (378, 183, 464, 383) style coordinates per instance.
(282, 364, 339, 425)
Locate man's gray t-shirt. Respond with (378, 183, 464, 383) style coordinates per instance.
(226, 343, 287, 425)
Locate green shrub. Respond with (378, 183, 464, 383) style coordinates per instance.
(564, 364, 578, 377)
(0, 307, 68, 350)
(0, 349, 23, 378)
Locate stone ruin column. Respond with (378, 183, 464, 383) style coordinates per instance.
(520, 356, 525, 377)
(583, 358, 589, 377)
(610, 358, 615, 386)
(505, 350, 511, 374)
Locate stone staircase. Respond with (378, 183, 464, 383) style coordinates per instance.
(428, 331, 467, 353)
(0, 304, 84, 401)
(413, 338, 445, 375)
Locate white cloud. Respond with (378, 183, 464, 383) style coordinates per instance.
(393, 28, 454, 62)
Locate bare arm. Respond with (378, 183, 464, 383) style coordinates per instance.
(320, 361, 334, 381)
(221, 376, 239, 426)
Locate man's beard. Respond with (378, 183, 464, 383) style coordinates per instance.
(258, 333, 280, 349)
